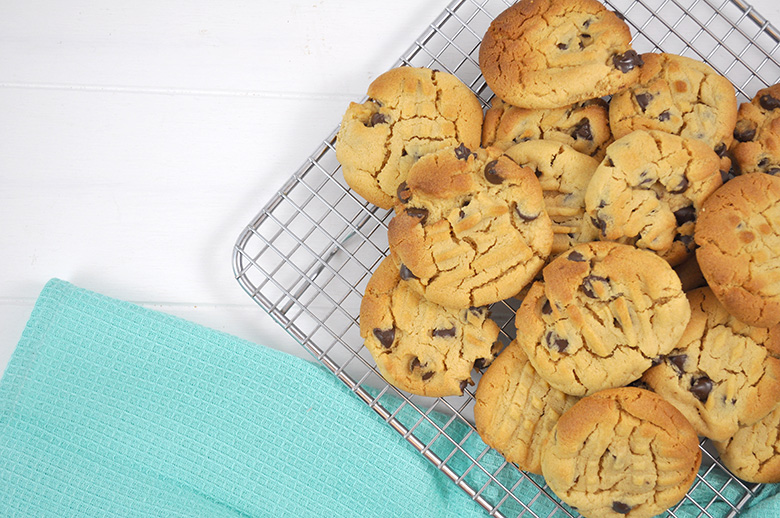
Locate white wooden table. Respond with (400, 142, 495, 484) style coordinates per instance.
(2, 0, 780, 377)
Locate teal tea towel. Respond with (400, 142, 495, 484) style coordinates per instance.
(1, 279, 780, 517)
(0, 279, 488, 517)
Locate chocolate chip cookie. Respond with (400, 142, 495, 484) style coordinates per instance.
(516, 241, 691, 396)
(481, 97, 613, 160)
(360, 256, 502, 397)
(479, 0, 642, 109)
(584, 129, 723, 266)
(642, 287, 780, 441)
(335, 66, 483, 208)
(731, 83, 780, 175)
(541, 387, 701, 518)
(695, 172, 780, 328)
(387, 144, 553, 309)
(474, 340, 579, 474)
(610, 53, 738, 155)
(502, 140, 601, 256)
(714, 404, 780, 483)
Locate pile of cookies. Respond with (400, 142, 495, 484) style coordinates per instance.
(334, 0, 780, 516)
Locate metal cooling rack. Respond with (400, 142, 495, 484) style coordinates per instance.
(233, 1, 780, 516)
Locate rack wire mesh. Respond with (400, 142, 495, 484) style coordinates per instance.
(233, 0, 780, 516)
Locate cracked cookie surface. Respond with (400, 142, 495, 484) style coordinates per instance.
(359, 256, 501, 397)
(516, 241, 691, 396)
(479, 0, 642, 109)
(585, 130, 723, 266)
(335, 66, 483, 208)
(695, 172, 780, 327)
(642, 287, 780, 441)
(731, 83, 780, 176)
(474, 340, 579, 474)
(503, 140, 601, 256)
(481, 97, 613, 160)
(387, 145, 553, 309)
(609, 53, 738, 155)
(541, 387, 701, 518)
(714, 404, 780, 483)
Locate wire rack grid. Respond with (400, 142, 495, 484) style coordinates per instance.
(233, 1, 780, 517)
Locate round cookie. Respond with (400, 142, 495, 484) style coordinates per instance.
(359, 256, 502, 398)
(481, 97, 613, 160)
(335, 66, 483, 208)
(474, 340, 579, 474)
(479, 0, 643, 109)
(609, 53, 738, 155)
(695, 172, 780, 328)
(642, 287, 780, 441)
(714, 404, 780, 483)
(516, 241, 691, 396)
(585, 130, 723, 266)
(731, 83, 780, 175)
(503, 140, 601, 256)
(387, 144, 553, 309)
(541, 387, 702, 518)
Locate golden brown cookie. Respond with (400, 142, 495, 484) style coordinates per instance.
(474, 340, 579, 474)
(516, 242, 691, 396)
(335, 66, 483, 208)
(479, 0, 642, 109)
(642, 287, 780, 441)
(387, 144, 553, 309)
(731, 83, 780, 175)
(503, 140, 601, 256)
(541, 387, 701, 518)
(695, 172, 780, 328)
(609, 53, 738, 155)
(584, 130, 723, 266)
(359, 257, 502, 397)
(481, 97, 613, 160)
(714, 404, 780, 483)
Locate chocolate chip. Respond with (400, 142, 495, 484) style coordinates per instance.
(760, 94, 780, 111)
(557, 43, 568, 50)
(673, 206, 696, 226)
(690, 376, 713, 402)
(410, 356, 421, 371)
(469, 306, 488, 317)
(583, 19, 592, 28)
(514, 205, 540, 222)
(432, 327, 456, 338)
(399, 264, 417, 281)
(768, 167, 780, 176)
(674, 233, 694, 248)
(421, 371, 434, 381)
(484, 160, 503, 184)
(567, 250, 587, 262)
(637, 170, 654, 187)
(605, 157, 615, 167)
(545, 331, 569, 353)
(581, 275, 610, 298)
(534, 168, 542, 178)
(658, 110, 671, 122)
(591, 215, 608, 237)
(373, 328, 395, 348)
(571, 118, 593, 141)
(668, 354, 687, 375)
(474, 358, 487, 370)
(406, 207, 428, 225)
(459, 379, 469, 392)
(635, 92, 653, 111)
(759, 158, 770, 168)
(397, 181, 411, 203)
(669, 175, 689, 194)
(459, 209, 466, 219)
(368, 112, 388, 127)
(715, 143, 727, 157)
(454, 143, 472, 161)
(613, 317, 622, 330)
(734, 124, 757, 142)
(542, 298, 552, 315)
(612, 50, 643, 73)
(612, 501, 632, 514)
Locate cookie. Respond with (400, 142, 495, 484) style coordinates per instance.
(714, 404, 780, 483)
(642, 287, 780, 441)
(474, 340, 579, 474)
(695, 172, 780, 328)
(731, 83, 780, 176)
(479, 0, 642, 109)
(609, 53, 738, 156)
(335, 66, 483, 208)
(481, 97, 613, 160)
(502, 140, 601, 256)
(387, 144, 553, 309)
(359, 257, 502, 397)
(541, 387, 701, 518)
(516, 241, 691, 396)
(584, 130, 723, 266)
